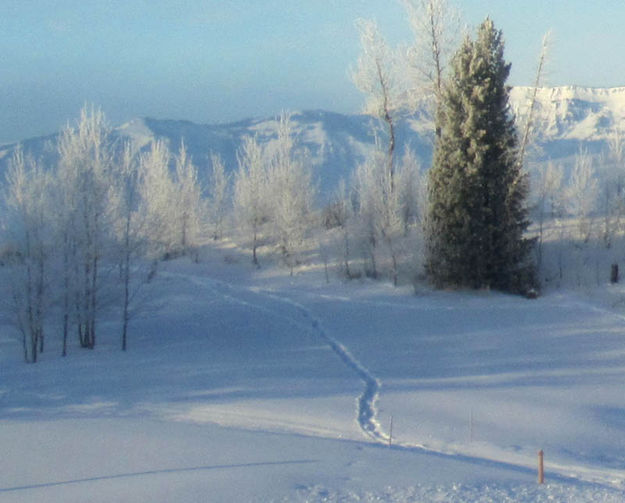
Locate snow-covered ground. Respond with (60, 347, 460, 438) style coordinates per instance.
(2, 243, 625, 502)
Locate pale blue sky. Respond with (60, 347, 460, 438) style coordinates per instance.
(1, 0, 624, 143)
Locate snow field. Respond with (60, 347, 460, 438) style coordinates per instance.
(0, 417, 570, 503)
(2, 247, 625, 500)
(287, 284, 625, 486)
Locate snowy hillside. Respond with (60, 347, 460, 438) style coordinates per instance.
(511, 86, 625, 168)
(511, 86, 625, 142)
(2, 244, 625, 501)
(117, 110, 434, 199)
(2, 86, 624, 199)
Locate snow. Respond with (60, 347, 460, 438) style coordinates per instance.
(510, 86, 625, 142)
(116, 118, 156, 151)
(2, 244, 625, 501)
(6, 85, 625, 202)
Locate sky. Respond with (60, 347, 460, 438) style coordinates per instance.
(1, 0, 624, 143)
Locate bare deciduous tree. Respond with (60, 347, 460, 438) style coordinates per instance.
(567, 148, 598, 244)
(234, 136, 270, 266)
(57, 105, 114, 349)
(268, 112, 315, 274)
(3, 149, 52, 362)
(174, 141, 204, 255)
(109, 142, 148, 351)
(518, 30, 552, 168)
(402, 0, 461, 113)
(532, 161, 564, 270)
(207, 153, 230, 241)
(352, 19, 403, 186)
(354, 146, 424, 286)
(600, 128, 625, 247)
(138, 140, 177, 258)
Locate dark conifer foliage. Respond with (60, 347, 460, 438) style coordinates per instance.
(426, 18, 535, 294)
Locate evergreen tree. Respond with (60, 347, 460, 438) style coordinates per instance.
(426, 18, 535, 293)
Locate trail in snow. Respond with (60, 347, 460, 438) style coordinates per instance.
(160, 271, 387, 443)
(257, 290, 387, 443)
(222, 286, 625, 489)
(239, 287, 625, 490)
(158, 271, 625, 490)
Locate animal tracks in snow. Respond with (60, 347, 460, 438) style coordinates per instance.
(161, 271, 388, 444)
(258, 290, 388, 444)
(157, 270, 625, 490)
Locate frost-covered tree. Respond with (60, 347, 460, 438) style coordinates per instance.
(139, 140, 205, 258)
(329, 179, 356, 278)
(426, 19, 534, 293)
(402, 0, 461, 117)
(2, 149, 52, 362)
(353, 150, 384, 278)
(357, 149, 404, 284)
(567, 148, 598, 244)
(173, 142, 204, 254)
(207, 153, 230, 241)
(396, 148, 427, 277)
(109, 142, 148, 351)
(600, 129, 625, 248)
(532, 161, 564, 270)
(352, 19, 404, 185)
(48, 146, 75, 357)
(267, 112, 315, 273)
(518, 31, 551, 169)
(56, 105, 115, 349)
(138, 140, 177, 258)
(351, 19, 404, 278)
(234, 135, 270, 266)
(347, 5, 447, 285)
(353, 146, 425, 285)
(396, 147, 426, 233)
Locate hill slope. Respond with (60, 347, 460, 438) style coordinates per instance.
(1, 86, 625, 199)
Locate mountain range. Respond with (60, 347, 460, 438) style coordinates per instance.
(2, 86, 625, 201)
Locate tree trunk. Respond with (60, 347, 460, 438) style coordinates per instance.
(121, 248, 131, 352)
(611, 263, 619, 284)
(252, 227, 259, 267)
(22, 329, 28, 363)
(343, 227, 352, 279)
(62, 310, 68, 357)
(31, 333, 38, 363)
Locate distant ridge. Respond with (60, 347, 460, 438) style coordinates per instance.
(2, 86, 625, 199)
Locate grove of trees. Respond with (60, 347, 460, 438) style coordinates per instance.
(1, 107, 209, 362)
(3, 0, 624, 363)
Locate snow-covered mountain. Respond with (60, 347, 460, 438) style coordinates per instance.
(510, 86, 625, 168)
(510, 86, 625, 142)
(1, 86, 625, 199)
(116, 110, 435, 199)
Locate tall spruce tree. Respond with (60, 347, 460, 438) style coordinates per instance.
(426, 18, 535, 293)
